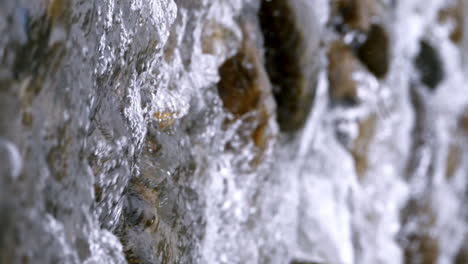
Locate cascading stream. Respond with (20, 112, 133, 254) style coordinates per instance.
(1, 0, 467, 264)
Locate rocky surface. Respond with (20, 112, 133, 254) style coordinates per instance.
(1, 0, 468, 263)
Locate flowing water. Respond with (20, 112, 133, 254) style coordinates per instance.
(1, 0, 468, 263)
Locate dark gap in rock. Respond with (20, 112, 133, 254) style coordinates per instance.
(13, 15, 51, 80)
(258, 0, 317, 132)
(414, 40, 444, 90)
(455, 238, 468, 264)
(94, 184, 102, 202)
(356, 24, 390, 79)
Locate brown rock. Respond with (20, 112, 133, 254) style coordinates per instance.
(445, 143, 462, 180)
(438, 0, 465, 44)
(218, 50, 262, 117)
(119, 176, 175, 264)
(352, 114, 376, 178)
(47, 0, 71, 25)
(328, 40, 359, 105)
(400, 199, 439, 264)
(333, 0, 377, 32)
(153, 111, 176, 130)
(259, 0, 319, 132)
(21, 111, 33, 128)
(455, 238, 468, 264)
(357, 24, 390, 79)
(48, 0, 66, 21)
(459, 109, 468, 134)
(117, 164, 202, 264)
(217, 17, 277, 159)
(404, 233, 439, 264)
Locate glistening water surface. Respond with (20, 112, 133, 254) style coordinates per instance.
(1, 0, 468, 263)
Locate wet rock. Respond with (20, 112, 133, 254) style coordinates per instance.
(119, 177, 165, 264)
(259, 0, 319, 132)
(13, 13, 68, 82)
(327, 40, 360, 105)
(218, 51, 262, 117)
(459, 108, 468, 134)
(153, 111, 177, 130)
(351, 114, 376, 178)
(47, 125, 71, 182)
(332, 0, 378, 32)
(438, 0, 465, 44)
(414, 40, 444, 90)
(357, 24, 390, 79)
(2, 0, 468, 263)
(117, 121, 203, 264)
(445, 143, 462, 180)
(399, 198, 439, 264)
(21, 111, 33, 128)
(455, 238, 468, 264)
(403, 233, 439, 264)
(217, 17, 277, 158)
(47, 0, 69, 24)
(201, 20, 239, 57)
